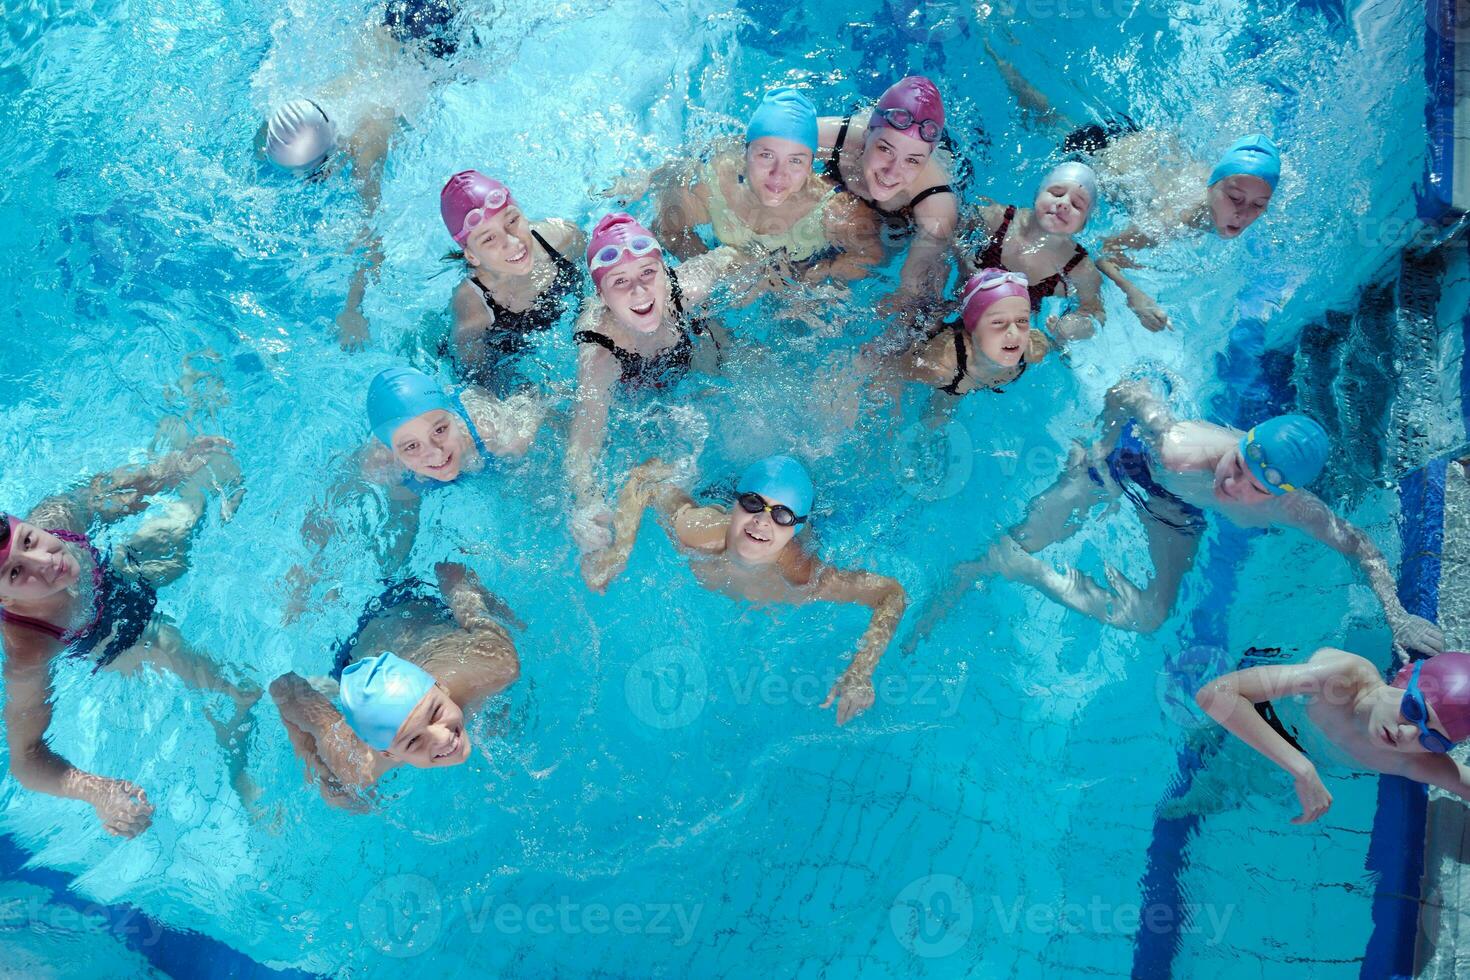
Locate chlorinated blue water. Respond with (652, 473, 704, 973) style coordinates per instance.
(0, 0, 1435, 976)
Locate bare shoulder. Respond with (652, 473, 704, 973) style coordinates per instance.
(1306, 646, 1377, 679)
(779, 542, 820, 588)
(674, 503, 729, 552)
(539, 218, 586, 255)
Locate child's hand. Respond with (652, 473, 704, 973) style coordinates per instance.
(1290, 767, 1333, 825)
(571, 502, 614, 554)
(822, 667, 876, 726)
(80, 775, 154, 838)
(1127, 292, 1172, 332)
(580, 547, 629, 594)
(1025, 330, 1051, 364)
(1391, 614, 1445, 661)
(599, 170, 654, 205)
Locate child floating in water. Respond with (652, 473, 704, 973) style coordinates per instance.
(912, 380, 1442, 654)
(983, 38, 1279, 331)
(440, 170, 586, 395)
(582, 455, 907, 725)
(1195, 648, 1470, 824)
(1, 426, 257, 837)
(284, 366, 539, 622)
(270, 561, 521, 806)
(964, 162, 1109, 342)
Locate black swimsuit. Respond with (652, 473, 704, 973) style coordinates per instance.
(824, 114, 955, 231)
(573, 267, 708, 391)
(453, 230, 582, 392)
(923, 318, 1027, 395)
(383, 0, 460, 58)
(974, 205, 1088, 313)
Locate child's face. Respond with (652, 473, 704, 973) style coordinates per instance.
(1207, 175, 1273, 238)
(464, 207, 535, 276)
(384, 685, 472, 768)
(391, 410, 470, 483)
(972, 297, 1031, 368)
(598, 257, 667, 333)
(1370, 685, 1451, 755)
(725, 498, 797, 565)
(1212, 449, 1275, 506)
(0, 521, 81, 602)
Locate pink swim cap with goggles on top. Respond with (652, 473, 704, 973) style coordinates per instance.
(586, 213, 663, 290)
(960, 270, 1030, 332)
(440, 170, 515, 245)
(870, 76, 946, 143)
(1392, 652, 1470, 744)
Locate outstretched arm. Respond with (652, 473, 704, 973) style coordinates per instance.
(810, 565, 908, 725)
(1194, 649, 1370, 824)
(431, 562, 521, 700)
(1047, 257, 1107, 343)
(336, 108, 394, 350)
(566, 317, 621, 552)
(1279, 493, 1444, 658)
(581, 460, 697, 591)
(3, 646, 154, 835)
(268, 672, 380, 804)
(1096, 229, 1172, 332)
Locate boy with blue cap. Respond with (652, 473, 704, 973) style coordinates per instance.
(269, 562, 521, 804)
(912, 380, 1442, 657)
(582, 455, 907, 726)
(282, 366, 538, 623)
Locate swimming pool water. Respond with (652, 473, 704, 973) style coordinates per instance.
(0, 0, 1441, 976)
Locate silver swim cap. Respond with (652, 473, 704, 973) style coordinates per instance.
(264, 99, 337, 173)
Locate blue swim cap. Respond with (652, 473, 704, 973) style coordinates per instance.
(737, 455, 816, 531)
(1239, 414, 1329, 495)
(338, 651, 437, 751)
(1209, 134, 1281, 190)
(367, 367, 453, 447)
(745, 87, 819, 155)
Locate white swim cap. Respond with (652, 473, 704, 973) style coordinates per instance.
(1041, 161, 1098, 205)
(264, 99, 337, 173)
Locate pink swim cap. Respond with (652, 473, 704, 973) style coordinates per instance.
(960, 269, 1030, 332)
(871, 76, 945, 140)
(441, 170, 514, 244)
(586, 212, 662, 290)
(1392, 652, 1470, 743)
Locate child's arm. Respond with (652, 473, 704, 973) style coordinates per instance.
(432, 562, 522, 698)
(566, 320, 622, 553)
(809, 565, 908, 725)
(1405, 753, 1470, 802)
(30, 436, 235, 533)
(581, 460, 698, 591)
(1194, 650, 1368, 824)
(463, 387, 544, 457)
(1279, 493, 1445, 659)
(269, 672, 380, 803)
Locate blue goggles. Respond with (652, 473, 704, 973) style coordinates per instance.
(1401, 661, 1456, 754)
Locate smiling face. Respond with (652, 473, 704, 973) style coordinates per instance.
(382, 684, 471, 768)
(725, 496, 798, 564)
(861, 126, 932, 203)
(1212, 446, 1277, 506)
(391, 409, 471, 482)
(1207, 174, 1273, 238)
(971, 295, 1031, 368)
(463, 207, 534, 275)
(0, 521, 81, 602)
(1033, 181, 1092, 235)
(1367, 684, 1450, 755)
(745, 136, 813, 207)
(598, 256, 667, 333)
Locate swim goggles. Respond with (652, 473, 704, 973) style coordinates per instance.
(975, 270, 1030, 290)
(1241, 429, 1295, 493)
(589, 235, 660, 274)
(736, 492, 807, 528)
(873, 107, 942, 144)
(1401, 661, 1456, 753)
(457, 186, 512, 241)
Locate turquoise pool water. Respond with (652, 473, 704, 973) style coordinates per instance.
(0, 0, 1435, 975)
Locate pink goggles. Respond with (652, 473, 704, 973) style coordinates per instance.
(589, 235, 660, 275)
(456, 185, 512, 243)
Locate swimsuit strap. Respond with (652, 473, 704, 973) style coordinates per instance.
(825, 114, 853, 181)
(450, 392, 489, 457)
(531, 229, 578, 277)
(1062, 243, 1088, 275)
(1028, 243, 1091, 308)
(469, 229, 578, 320)
(574, 330, 642, 378)
(940, 326, 968, 396)
(908, 184, 954, 210)
(976, 205, 1016, 270)
(0, 529, 105, 643)
(668, 265, 686, 317)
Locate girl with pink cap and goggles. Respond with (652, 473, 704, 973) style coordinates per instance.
(817, 76, 959, 307)
(439, 169, 586, 394)
(1196, 647, 1470, 827)
(883, 269, 1044, 399)
(565, 212, 741, 554)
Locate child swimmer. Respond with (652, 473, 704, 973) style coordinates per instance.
(583, 455, 907, 726)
